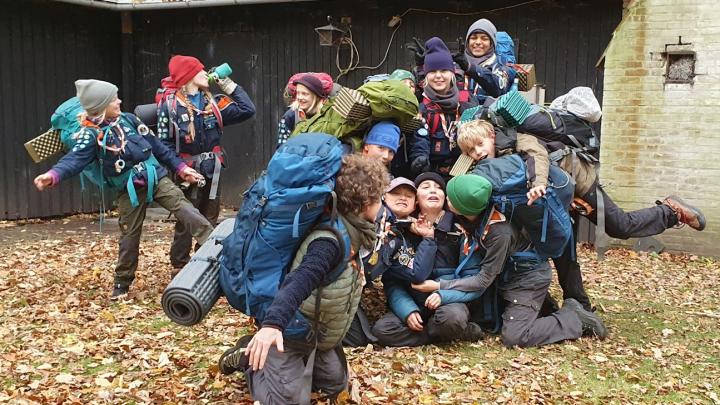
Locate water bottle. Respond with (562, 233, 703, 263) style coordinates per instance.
(208, 63, 233, 83)
(511, 77, 519, 92)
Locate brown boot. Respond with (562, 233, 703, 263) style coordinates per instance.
(658, 195, 706, 231)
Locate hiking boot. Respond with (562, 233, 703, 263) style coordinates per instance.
(218, 334, 254, 375)
(562, 298, 608, 340)
(461, 322, 487, 342)
(658, 195, 706, 231)
(111, 283, 129, 299)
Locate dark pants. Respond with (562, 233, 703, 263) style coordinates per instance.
(169, 181, 221, 268)
(371, 303, 471, 347)
(584, 182, 677, 240)
(246, 341, 348, 405)
(115, 177, 213, 287)
(552, 182, 678, 311)
(342, 307, 378, 347)
(498, 264, 582, 348)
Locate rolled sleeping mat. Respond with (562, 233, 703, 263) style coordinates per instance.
(162, 218, 235, 326)
(133, 103, 158, 129)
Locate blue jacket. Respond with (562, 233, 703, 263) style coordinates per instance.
(409, 98, 477, 177)
(382, 212, 483, 322)
(49, 113, 184, 190)
(157, 86, 255, 177)
(461, 56, 515, 104)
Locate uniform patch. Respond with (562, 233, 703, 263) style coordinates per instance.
(217, 95, 233, 110)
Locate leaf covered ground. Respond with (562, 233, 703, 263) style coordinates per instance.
(0, 215, 718, 404)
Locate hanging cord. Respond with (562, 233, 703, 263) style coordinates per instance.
(335, 20, 402, 81)
(332, 0, 541, 80)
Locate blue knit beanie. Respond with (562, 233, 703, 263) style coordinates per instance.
(364, 121, 400, 153)
(423, 37, 454, 72)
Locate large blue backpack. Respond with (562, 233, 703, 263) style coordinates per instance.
(51, 97, 105, 188)
(495, 32, 516, 65)
(219, 133, 349, 339)
(471, 154, 574, 259)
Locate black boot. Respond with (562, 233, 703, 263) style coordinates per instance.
(562, 298, 608, 340)
(111, 283, 129, 299)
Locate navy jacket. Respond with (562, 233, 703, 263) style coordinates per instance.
(157, 86, 255, 177)
(461, 56, 515, 104)
(49, 113, 184, 188)
(409, 98, 478, 177)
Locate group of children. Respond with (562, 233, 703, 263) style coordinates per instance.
(32, 16, 707, 405)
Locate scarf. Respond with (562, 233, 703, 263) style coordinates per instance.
(465, 47, 497, 68)
(340, 212, 378, 255)
(423, 84, 460, 113)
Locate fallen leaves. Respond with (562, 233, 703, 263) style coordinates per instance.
(0, 216, 719, 403)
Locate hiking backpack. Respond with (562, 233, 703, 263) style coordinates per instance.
(495, 31, 517, 65)
(291, 98, 368, 151)
(356, 79, 419, 128)
(51, 97, 106, 188)
(471, 154, 575, 259)
(218, 133, 351, 340)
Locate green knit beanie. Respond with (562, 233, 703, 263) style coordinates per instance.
(446, 175, 493, 216)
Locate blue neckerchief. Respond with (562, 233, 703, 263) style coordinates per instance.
(187, 92, 203, 109)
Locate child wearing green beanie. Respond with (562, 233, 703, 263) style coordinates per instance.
(413, 172, 609, 347)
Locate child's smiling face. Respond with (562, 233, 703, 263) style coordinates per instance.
(467, 32, 493, 58)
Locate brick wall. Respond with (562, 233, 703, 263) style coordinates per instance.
(601, 0, 719, 256)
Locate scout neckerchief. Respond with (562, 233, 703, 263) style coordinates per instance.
(438, 107, 461, 149)
(174, 89, 223, 143)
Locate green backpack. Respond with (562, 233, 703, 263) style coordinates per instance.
(357, 80, 419, 128)
(291, 98, 368, 151)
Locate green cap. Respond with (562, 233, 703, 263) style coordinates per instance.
(389, 69, 416, 84)
(446, 175, 493, 216)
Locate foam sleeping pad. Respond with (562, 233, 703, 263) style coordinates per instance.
(162, 218, 235, 326)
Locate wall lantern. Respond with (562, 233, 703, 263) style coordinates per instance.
(314, 16, 347, 47)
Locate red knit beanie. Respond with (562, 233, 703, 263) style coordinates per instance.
(168, 55, 205, 87)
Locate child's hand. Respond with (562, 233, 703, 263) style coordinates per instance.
(34, 173, 54, 191)
(425, 292, 442, 310)
(245, 327, 284, 371)
(179, 166, 205, 184)
(411, 280, 440, 293)
(410, 215, 435, 238)
(406, 312, 424, 331)
(526, 184, 547, 205)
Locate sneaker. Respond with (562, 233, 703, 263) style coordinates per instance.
(562, 298, 608, 340)
(218, 334, 254, 375)
(658, 195, 706, 231)
(111, 283, 129, 299)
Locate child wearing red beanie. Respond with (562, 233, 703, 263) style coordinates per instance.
(156, 55, 256, 274)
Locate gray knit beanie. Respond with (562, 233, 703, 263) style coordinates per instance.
(75, 79, 118, 116)
(465, 18, 498, 48)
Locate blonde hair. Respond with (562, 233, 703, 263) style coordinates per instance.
(335, 154, 390, 215)
(457, 119, 495, 154)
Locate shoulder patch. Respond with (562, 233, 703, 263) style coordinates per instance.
(216, 95, 234, 110)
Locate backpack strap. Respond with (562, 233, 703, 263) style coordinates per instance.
(454, 239, 477, 277)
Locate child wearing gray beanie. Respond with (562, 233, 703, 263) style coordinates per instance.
(75, 79, 118, 116)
